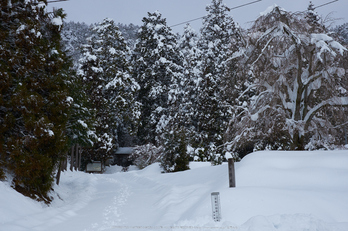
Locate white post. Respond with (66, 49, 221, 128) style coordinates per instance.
(211, 192, 221, 222)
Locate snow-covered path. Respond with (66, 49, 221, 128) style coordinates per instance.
(46, 163, 227, 231)
(1, 150, 348, 231)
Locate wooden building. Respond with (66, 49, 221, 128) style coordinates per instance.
(114, 147, 134, 166)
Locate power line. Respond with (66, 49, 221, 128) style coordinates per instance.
(229, 0, 262, 11)
(47, 0, 68, 3)
(170, 0, 262, 28)
(170, 16, 206, 28)
(314, 0, 339, 9)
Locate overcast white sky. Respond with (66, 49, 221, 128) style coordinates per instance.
(49, 0, 347, 33)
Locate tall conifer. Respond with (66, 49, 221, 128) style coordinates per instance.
(191, 0, 241, 164)
(132, 11, 183, 146)
(79, 18, 139, 165)
(0, 0, 71, 200)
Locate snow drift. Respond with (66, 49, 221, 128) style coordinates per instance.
(1, 150, 347, 231)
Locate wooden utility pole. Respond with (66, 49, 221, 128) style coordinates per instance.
(228, 158, 236, 188)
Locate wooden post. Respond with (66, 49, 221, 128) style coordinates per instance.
(70, 145, 74, 171)
(228, 158, 236, 188)
(56, 160, 62, 185)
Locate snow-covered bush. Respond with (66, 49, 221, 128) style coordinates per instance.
(130, 144, 162, 169)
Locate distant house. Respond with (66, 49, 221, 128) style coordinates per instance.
(114, 147, 134, 166)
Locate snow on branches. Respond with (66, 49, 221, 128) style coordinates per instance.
(225, 5, 348, 153)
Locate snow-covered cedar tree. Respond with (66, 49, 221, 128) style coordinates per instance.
(333, 23, 348, 46)
(189, 0, 242, 164)
(132, 11, 184, 146)
(60, 21, 93, 68)
(176, 24, 202, 141)
(103, 20, 141, 148)
(65, 68, 97, 149)
(130, 143, 162, 169)
(306, 1, 322, 33)
(160, 129, 190, 173)
(61, 22, 139, 69)
(60, 22, 97, 153)
(225, 5, 347, 156)
(116, 23, 140, 49)
(78, 18, 140, 167)
(0, 1, 71, 202)
(155, 24, 200, 172)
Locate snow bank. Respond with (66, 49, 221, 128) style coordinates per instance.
(1, 150, 347, 231)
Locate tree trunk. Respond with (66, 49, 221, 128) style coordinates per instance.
(70, 145, 74, 171)
(56, 160, 62, 185)
(78, 144, 81, 171)
(74, 144, 78, 171)
(292, 132, 305, 150)
(62, 156, 67, 171)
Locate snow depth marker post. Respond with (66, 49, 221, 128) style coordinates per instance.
(211, 192, 221, 222)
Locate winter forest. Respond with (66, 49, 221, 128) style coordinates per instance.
(1, 0, 348, 201)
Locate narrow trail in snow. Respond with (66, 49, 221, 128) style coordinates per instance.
(46, 166, 220, 231)
(44, 169, 171, 231)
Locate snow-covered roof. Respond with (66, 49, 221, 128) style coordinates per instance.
(115, 147, 133, 155)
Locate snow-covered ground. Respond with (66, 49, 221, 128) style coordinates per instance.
(1, 150, 348, 231)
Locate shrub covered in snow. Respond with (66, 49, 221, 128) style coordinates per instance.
(130, 144, 162, 169)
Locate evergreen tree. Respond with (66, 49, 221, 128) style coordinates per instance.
(132, 11, 183, 146)
(191, 0, 241, 164)
(178, 24, 201, 133)
(0, 0, 11, 178)
(79, 18, 139, 166)
(60, 21, 139, 68)
(333, 23, 348, 46)
(61, 21, 92, 68)
(306, 1, 322, 33)
(65, 69, 96, 149)
(116, 23, 140, 49)
(0, 0, 71, 201)
(160, 128, 190, 172)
